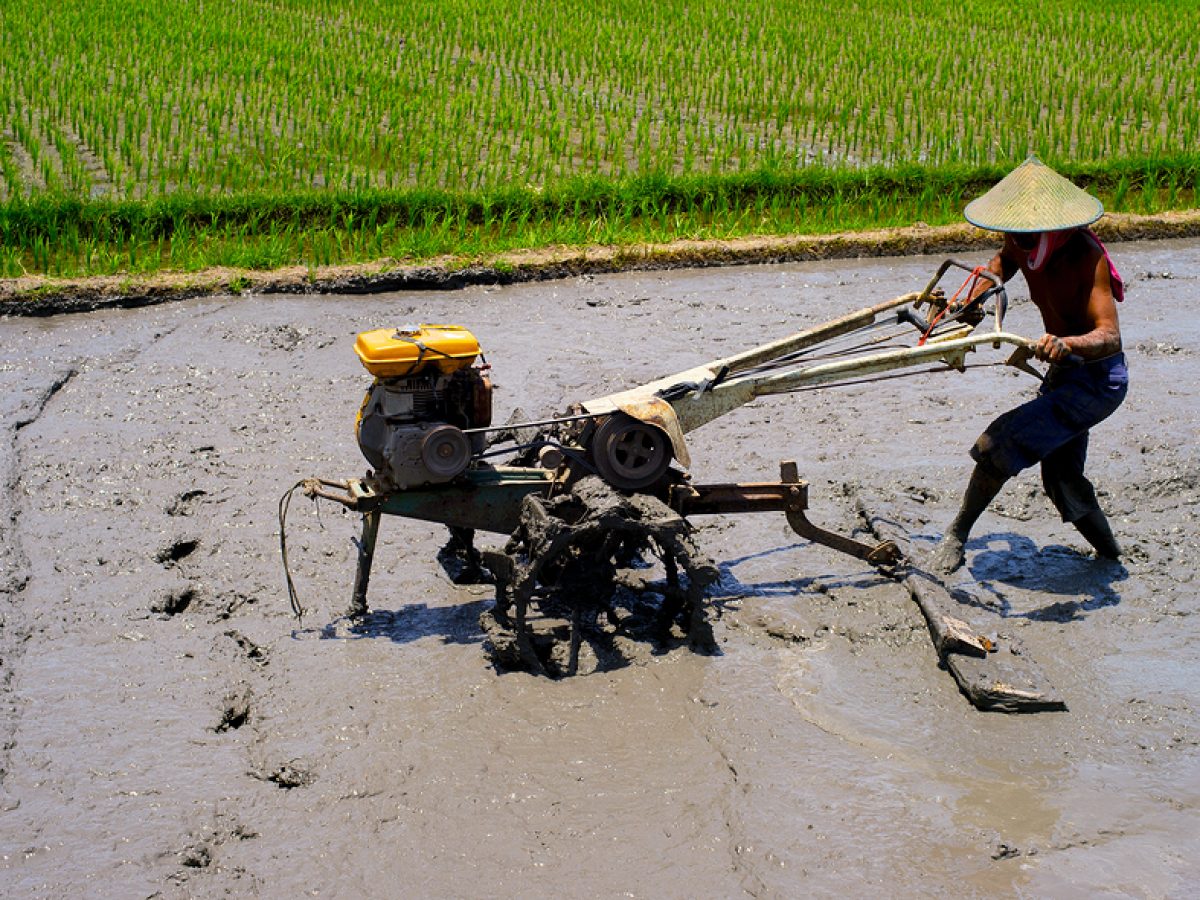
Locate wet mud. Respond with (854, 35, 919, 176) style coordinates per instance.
(1, 240, 1198, 896)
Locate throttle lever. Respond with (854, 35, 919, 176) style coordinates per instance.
(1005, 345, 1044, 381)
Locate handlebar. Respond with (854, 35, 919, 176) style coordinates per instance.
(917, 258, 1009, 328)
(1006, 338, 1085, 372)
(920, 259, 1087, 367)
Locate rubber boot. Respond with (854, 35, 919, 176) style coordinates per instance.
(1072, 509, 1121, 559)
(929, 463, 1009, 574)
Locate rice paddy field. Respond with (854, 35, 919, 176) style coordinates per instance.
(1, 0, 1198, 279)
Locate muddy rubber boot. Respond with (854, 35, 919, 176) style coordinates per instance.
(928, 463, 1009, 575)
(928, 533, 967, 575)
(1073, 509, 1121, 559)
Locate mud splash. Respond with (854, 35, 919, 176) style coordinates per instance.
(0, 240, 1197, 896)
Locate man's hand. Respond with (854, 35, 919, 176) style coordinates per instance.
(1034, 333, 1073, 363)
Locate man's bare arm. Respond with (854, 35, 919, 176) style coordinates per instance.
(1034, 255, 1122, 363)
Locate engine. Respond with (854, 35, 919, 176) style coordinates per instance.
(354, 325, 492, 489)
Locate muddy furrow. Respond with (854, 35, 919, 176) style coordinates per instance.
(0, 366, 77, 803)
(1, 368, 78, 590)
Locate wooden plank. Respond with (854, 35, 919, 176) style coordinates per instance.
(899, 567, 990, 658)
(858, 500, 1067, 713)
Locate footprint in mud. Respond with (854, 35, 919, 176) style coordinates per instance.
(150, 537, 205, 617)
(156, 536, 200, 565)
(252, 760, 315, 790)
(225, 629, 269, 667)
(214, 686, 253, 733)
(176, 819, 258, 871)
(154, 533, 257, 621)
(150, 577, 196, 617)
(167, 489, 207, 517)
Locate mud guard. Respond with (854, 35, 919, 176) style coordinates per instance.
(613, 395, 692, 469)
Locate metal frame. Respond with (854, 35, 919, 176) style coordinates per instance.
(308, 458, 899, 617)
(585, 259, 1021, 440)
(300, 258, 1043, 615)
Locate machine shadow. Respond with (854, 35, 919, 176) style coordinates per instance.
(960, 531, 1128, 621)
(303, 541, 888, 676)
(314, 598, 491, 646)
(300, 533, 1120, 653)
(711, 541, 894, 602)
(305, 583, 722, 678)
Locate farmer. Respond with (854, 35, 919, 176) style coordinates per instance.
(931, 155, 1128, 573)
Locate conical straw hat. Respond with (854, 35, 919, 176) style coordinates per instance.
(964, 155, 1103, 232)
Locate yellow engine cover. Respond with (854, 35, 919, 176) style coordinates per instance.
(354, 324, 481, 378)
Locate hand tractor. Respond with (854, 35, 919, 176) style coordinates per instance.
(285, 260, 1051, 675)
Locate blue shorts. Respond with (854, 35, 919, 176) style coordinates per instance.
(971, 353, 1128, 519)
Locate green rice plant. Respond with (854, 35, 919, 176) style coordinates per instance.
(1112, 175, 1131, 212)
(1, 0, 1197, 277)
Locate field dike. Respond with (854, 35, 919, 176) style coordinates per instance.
(3, 208, 1199, 316)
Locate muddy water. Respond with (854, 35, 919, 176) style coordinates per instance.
(1, 241, 1197, 897)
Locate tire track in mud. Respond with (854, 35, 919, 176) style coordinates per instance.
(681, 697, 772, 898)
(1, 369, 78, 591)
(2, 308, 200, 606)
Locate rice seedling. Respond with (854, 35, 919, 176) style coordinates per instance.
(0, 0, 1196, 278)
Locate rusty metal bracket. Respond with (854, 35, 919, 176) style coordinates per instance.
(669, 461, 900, 566)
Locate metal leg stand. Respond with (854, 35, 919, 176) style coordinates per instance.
(349, 510, 381, 618)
